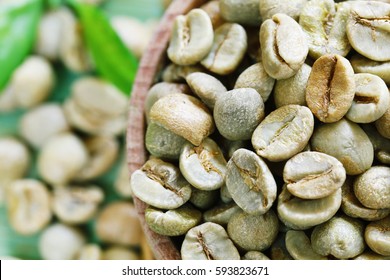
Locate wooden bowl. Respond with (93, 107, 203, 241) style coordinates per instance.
(126, 0, 208, 260)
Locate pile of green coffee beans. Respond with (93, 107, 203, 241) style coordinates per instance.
(130, 0, 390, 260)
(0, 3, 156, 260)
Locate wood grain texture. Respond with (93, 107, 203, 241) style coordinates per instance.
(126, 0, 207, 260)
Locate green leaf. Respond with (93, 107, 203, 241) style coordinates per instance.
(0, 0, 43, 92)
(68, 0, 138, 95)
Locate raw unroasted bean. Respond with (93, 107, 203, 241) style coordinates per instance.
(252, 105, 314, 162)
(299, 0, 351, 59)
(149, 93, 214, 146)
(181, 222, 240, 260)
(283, 151, 346, 199)
(277, 185, 342, 230)
(260, 13, 308, 79)
(168, 9, 213, 65)
(346, 1, 390, 62)
(346, 73, 389, 123)
(226, 148, 277, 215)
(306, 54, 355, 123)
(130, 158, 192, 209)
(201, 23, 247, 75)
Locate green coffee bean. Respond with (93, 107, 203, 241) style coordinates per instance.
(346, 73, 389, 123)
(180, 138, 227, 191)
(364, 216, 390, 256)
(226, 148, 277, 215)
(145, 204, 202, 236)
(311, 215, 365, 259)
(130, 158, 192, 209)
(234, 62, 275, 102)
(252, 105, 314, 162)
(214, 88, 265, 141)
(353, 166, 390, 209)
(346, 1, 390, 62)
(167, 9, 213, 65)
(201, 23, 247, 75)
(181, 222, 240, 260)
(283, 151, 346, 199)
(260, 13, 308, 79)
(149, 93, 214, 146)
(145, 122, 188, 160)
(274, 64, 311, 108)
(311, 119, 374, 175)
(227, 209, 279, 251)
(186, 72, 227, 109)
(299, 0, 351, 59)
(306, 54, 355, 123)
(277, 185, 342, 230)
(341, 178, 390, 221)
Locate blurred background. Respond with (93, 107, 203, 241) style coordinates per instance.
(0, 0, 168, 260)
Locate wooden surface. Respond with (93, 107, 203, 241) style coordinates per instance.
(126, 0, 208, 260)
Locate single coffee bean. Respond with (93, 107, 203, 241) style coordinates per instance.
(6, 179, 52, 235)
(234, 62, 275, 102)
(227, 209, 279, 251)
(226, 148, 277, 215)
(346, 73, 389, 123)
(252, 105, 314, 162)
(145, 122, 188, 160)
(214, 88, 265, 141)
(341, 178, 390, 221)
(52, 185, 104, 224)
(311, 215, 365, 259)
(306, 54, 355, 123)
(346, 1, 390, 62)
(242, 251, 270, 260)
(144, 82, 191, 122)
(180, 138, 227, 191)
(259, 0, 307, 21)
(145, 204, 202, 236)
(186, 72, 227, 109)
(130, 158, 192, 209)
(260, 13, 308, 79)
(219, 0, 261, 26)
(351, 54, 390, 85)
(299, 0, 351, 59)
(201, 23, 247, 75)
(274, 64, 311, 108)
(277, 185, 342, 230)
(203, 201, 242, 226)
(181, 222, 240, 260)
(149, 93, 214, 146)
(167, 9, 213, 65)
(353, 166, 390, 209)
(311, 119, 374, 175)
(283, 151, 346, 199)
(285, 230, 327, 260)
(365, 216, 390, 256)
